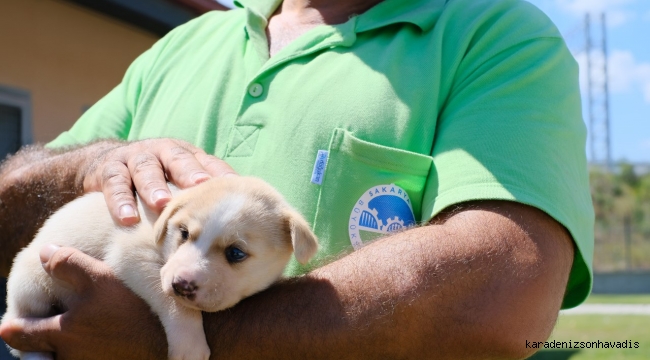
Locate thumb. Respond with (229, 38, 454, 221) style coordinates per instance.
(39, 245, 112, 293)
(0, 315, 60, 352)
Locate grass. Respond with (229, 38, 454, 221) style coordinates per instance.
(528, 295, 650, 359)
(583, 294, 650, 304)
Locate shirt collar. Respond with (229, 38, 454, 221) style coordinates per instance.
(235, 0, 281, 19)
(235, 0, 448, 33)
(356, 0, 447, 33)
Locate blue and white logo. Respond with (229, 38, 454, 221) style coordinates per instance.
(348, 184, 416, 249)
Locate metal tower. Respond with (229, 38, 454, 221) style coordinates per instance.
(585, 13, 612, 169)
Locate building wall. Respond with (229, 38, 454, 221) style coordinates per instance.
(0, 0, 159, 143)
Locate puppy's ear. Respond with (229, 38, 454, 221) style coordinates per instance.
(153, 202, 182, 244)
(285, 210, 319, 264)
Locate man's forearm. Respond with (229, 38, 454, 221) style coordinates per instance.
(204, 201, 574, 359)
(0, 141, 120, 276)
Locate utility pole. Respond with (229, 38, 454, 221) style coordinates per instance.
(601, 13, 612, 170)
(585, 13, 595, 164)
(584, 13, 612, 169)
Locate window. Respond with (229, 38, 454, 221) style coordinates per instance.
(0, 85, 31, 360)
(0, 104, 22, 159)
(0, 85, 32, 160)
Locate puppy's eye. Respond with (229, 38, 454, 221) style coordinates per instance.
(179, 226, 189, 243)
(225, 246, 247, 264)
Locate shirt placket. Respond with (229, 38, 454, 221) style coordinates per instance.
(224, 9, 358, 161)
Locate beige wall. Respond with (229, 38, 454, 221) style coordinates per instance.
(0, 0, 159, 143)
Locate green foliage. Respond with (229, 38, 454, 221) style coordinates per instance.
(590, 164, 650, 271)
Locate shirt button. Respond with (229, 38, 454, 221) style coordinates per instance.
(248, 83, 263, 97)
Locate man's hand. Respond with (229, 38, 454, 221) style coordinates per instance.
(82, 139, 237, 225)
(0, 245, 167, 360)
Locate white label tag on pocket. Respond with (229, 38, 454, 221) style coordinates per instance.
(310, 150, 329, 185)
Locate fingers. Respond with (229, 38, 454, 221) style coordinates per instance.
(0, 315, 61, 353)
(171, 139, 237, 179)
(127, 151, 171, 210)
(83, 139, 238, 225)
(39, 245, 112, 294)
(158, 144, 211, 188)
(100, 159, 140, 225)
(195, 151, 238, 178)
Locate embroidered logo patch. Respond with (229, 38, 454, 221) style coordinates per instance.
(348, 184, 416, 249)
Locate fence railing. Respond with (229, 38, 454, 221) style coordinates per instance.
(594, 221, 650, 271)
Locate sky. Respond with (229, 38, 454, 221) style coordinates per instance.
(215, 0, 236, 8)
(525, 0, 650, 164)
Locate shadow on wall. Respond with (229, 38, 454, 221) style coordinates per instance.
(528, 350, 581, 360)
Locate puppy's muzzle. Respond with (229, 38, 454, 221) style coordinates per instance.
(172, 277, 198, 300)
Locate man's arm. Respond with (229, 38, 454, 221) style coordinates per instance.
(203, 200, 573, 359)
(0, 142, 118, 276)
(1, 200, 573, 359)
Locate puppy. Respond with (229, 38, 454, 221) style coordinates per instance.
(2, 176, 318, 360)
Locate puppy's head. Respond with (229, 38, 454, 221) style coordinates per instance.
(155, 177, 318, 312)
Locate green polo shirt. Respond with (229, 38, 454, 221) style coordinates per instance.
(48, 0, 594, 308)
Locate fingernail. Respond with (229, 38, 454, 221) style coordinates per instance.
(151, 189, 171, 206)
(191, 172, 210, 184)
(119, 204, 138, 220)
(223, 172, 238, 178)
(40, 244, 61, 265)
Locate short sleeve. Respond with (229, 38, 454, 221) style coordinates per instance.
(421, 0, 594, 309)
(46, 30, 175, 148)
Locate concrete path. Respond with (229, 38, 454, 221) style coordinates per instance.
(560, 304, 650, 315)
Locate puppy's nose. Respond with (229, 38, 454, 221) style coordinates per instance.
(172, 277, 198, 300)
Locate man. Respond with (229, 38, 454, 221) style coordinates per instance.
(0, 0, 593, 358)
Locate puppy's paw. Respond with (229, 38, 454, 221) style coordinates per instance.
(167, 328, 210, 360)
(168, 338, 210, 360)
(19, 352, 55, 360)
(160, 306, 210, 360)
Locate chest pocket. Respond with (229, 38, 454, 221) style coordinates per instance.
(302, 128, 433, 270)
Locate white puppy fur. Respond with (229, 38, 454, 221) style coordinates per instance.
(2, 177, 319, 360)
